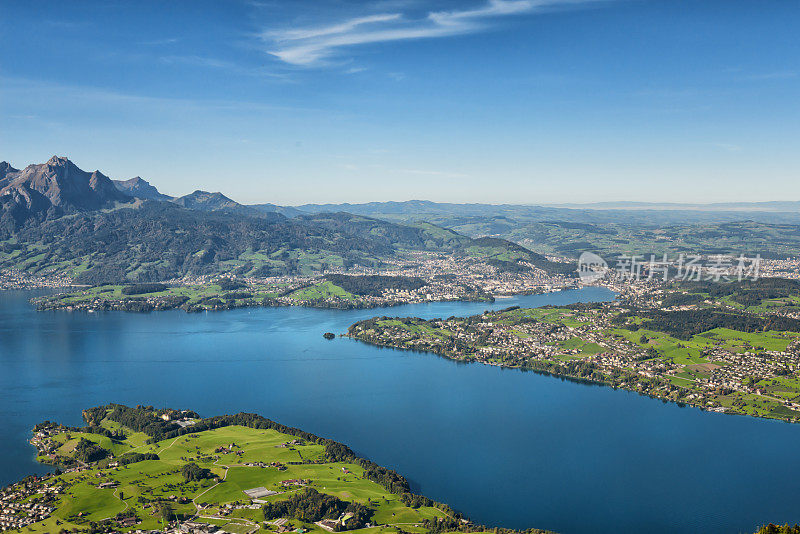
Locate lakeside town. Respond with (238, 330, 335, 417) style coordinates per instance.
(25, 251, 578, 313)
(0, 477, 56, 531)
(0, 269, 74, 291)
(10, 254, 800, 308)
(347, 276, 800, 423)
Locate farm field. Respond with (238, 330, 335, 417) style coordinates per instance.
(3, 405, 490, 534)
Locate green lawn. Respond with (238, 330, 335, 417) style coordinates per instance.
(288, 281, 355, 302)
(15, 414, 453, 534)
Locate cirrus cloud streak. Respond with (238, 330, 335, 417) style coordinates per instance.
(263, 0, 600, 66)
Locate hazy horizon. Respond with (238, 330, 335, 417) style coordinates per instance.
(5, 153, 800, 208)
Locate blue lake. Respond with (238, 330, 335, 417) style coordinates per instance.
(1, 286, 798, 534)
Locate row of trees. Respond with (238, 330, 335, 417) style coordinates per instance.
(625, 309, 800, 340)
(119, 452, 160, 465)
(121, 283, 167, 295)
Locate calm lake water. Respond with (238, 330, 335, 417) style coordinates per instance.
(1, 287, 799, 534)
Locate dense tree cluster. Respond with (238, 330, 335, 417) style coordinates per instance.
(630, 309, 800, 340)
(121, 283, 167, 295)
(421, 517, 552, 534)
(222, 291, 253, 300)
(400, 493, 436, 509)
(216, 278, 247, 290)
(181, 462, 213, 482)
(324, 274, 427, 296)
(262, 488, 373, 530)
(677, 278, 800, 307)
(119, 452, 160, 465)
(91, 405, 181, 442)
(73, 438, 108, 464)
(659, 291, 706, 308)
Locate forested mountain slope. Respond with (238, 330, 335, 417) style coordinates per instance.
(0, 157, 573, 283)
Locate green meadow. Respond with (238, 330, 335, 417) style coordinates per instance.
(33, 278, 369, 312)
(13, 409, 462, 534)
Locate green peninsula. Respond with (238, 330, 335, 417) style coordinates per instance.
(348, 282, 800, 422)
(31, 272, 497, 313)
(2, 404, 542, 534)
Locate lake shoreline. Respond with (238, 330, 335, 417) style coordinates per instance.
(346, 332, 797, 426)
(2, 286, 798, 534)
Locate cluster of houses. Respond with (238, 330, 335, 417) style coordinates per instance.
(695, 341, 800, 412)
(268, 517, 307, 534)
(352, 295, 800, 419)
(215, 443, 244, 457)
(29, 423, 65, 459)
(0, 268, 73, 290)
(339, 251, 576, 303)
(316, 511, 358, 532)
(275, 439, 304, 448)
(0, 477, 56, 531)
(281, 479, 310, 487)
(243, 461, 286, 470)
(760, 257, 800, 281)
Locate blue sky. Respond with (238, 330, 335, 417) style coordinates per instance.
(1, 0, 798, 205)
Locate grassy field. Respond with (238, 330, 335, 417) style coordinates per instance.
(9, 408, 467, 534)
(32, 278, 372, 312)
(288, 281, 356, 302)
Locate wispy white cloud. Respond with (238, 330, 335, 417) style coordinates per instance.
(272, 14, 403, 41)
(262, 0, 599, 66)
(428, 0, 538, 26)
(139, 37, 181, 46)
